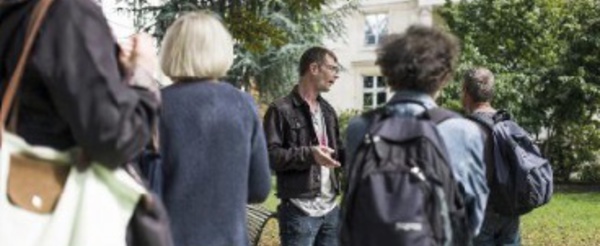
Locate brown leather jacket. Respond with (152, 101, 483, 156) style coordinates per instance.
(263, 86, 344, 199)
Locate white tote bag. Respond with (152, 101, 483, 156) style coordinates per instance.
(0, 132, 146, 246)
(0, 0, 147, 245)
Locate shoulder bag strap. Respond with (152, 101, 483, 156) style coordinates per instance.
(1, 0, 54, 144)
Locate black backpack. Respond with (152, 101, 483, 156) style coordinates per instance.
(470, 110, 553, 216)
(341, 105, 471, 246)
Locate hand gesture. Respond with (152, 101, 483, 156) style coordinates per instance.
(118, 33, 159, 90)
(311, 146, 341, 168)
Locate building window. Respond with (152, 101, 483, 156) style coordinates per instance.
(365, 13, 388, 45)
(363, 76, 387, 110)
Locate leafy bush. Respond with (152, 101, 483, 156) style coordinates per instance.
(438, 0, 600, 182)
(338, 109, 362, 143)
(580, 163, 600, 183)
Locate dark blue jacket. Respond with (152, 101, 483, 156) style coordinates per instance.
(160, 81, 271, 246)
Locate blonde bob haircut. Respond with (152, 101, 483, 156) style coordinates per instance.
(160, 11, 234, 81)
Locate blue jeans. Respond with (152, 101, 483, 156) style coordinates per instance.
(474, 211, 521, 246)
(277, 201, 340, 246)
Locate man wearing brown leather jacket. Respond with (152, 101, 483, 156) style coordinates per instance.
(263, 46, 344, 246)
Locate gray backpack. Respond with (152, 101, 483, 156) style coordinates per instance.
(470, 110, 553, 216)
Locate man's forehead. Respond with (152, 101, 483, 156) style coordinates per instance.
(323, 54, 337, 64)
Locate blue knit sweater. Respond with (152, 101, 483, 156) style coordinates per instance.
(159, 81, 271, 246)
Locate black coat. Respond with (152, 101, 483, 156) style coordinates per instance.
(0, 0, 159, 167)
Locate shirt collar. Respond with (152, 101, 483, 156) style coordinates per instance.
(388, 90, 438, 109)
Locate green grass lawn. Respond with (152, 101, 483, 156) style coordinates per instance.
(257, 185, 600, 246)
(262, 178, 279, 211)
(521, 186, 600, 246)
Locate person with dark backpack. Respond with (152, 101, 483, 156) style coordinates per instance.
(462, 68, 553, 246)
(343, 25, 489, 246)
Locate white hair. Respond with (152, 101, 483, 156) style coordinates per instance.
(160, 11, 234, 81)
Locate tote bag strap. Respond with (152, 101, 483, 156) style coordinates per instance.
(0, 0, 54, 142)
(0, 0, 66, 215)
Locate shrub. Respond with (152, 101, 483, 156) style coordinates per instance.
(338, 109, 362, 143)
(580, 163, 600, 183)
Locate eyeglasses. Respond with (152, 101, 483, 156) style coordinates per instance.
(321, 64, 340, 74)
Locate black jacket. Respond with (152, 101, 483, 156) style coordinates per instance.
(0, 0, 159, 167)
(263, 86, 344, 199)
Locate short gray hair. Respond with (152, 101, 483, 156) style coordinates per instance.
(160, 11, 234, 81)
(463, 67, 495, 103)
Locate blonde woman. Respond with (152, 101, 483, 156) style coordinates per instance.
(159, 11, 271, 246)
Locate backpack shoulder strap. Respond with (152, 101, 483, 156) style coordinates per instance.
(467, 113, 495, 131)
(468, 110, 513, 131)
(362, 106, 389, 122)
(426, 107, 462, 125)
(360, 105, 391, 131)
(493, 109, 512, 123)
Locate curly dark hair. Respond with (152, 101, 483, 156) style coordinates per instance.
(376, 25, 460, 95)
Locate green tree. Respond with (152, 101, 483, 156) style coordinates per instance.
(438, 0, 600, 182)
(227, 1, 355, 104)
(123, 0, 356, 103)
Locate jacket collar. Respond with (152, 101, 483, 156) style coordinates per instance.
(388, 90, 437, 109)
(290, 85, 328, 109)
